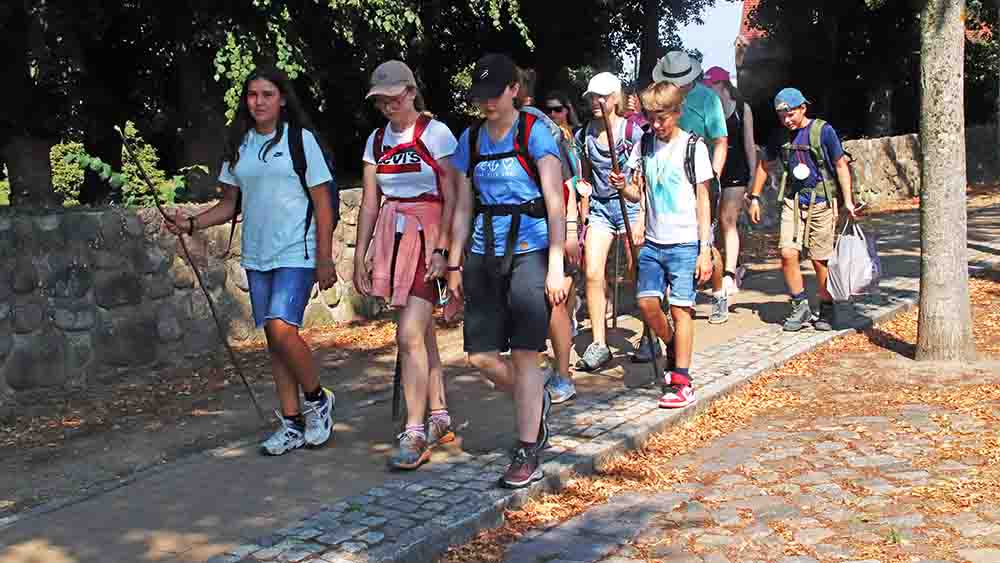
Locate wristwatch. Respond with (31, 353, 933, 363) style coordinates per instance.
(748, 194, 760, 203)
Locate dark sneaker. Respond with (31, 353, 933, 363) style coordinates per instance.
(782, 298, 812, 332)
(389, 430, 430, 470)
(501, 447, 543, 489)
(576, 342, 611, 372)
(630, 336, 661, 363)
(427, 416, 455, 448)
(537, 390, 552, 450)
(709, 295, 730, 324)
(813, 302, 835, 331)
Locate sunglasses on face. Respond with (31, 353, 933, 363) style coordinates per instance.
(545, 105, 566, 114)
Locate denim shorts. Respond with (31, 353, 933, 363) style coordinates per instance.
(636, 241, 699, 307)
(246, 267, 316, 328)
(587, 196, 641, 235)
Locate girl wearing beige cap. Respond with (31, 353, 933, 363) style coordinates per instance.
(354, 60, 459, 470)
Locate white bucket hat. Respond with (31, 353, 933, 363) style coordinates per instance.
(652, 51, 703, 86)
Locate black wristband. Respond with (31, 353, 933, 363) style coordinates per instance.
(447, 265, 462, 272)
(748, 194, 760, 202)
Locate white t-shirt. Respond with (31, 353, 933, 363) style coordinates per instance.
(625, 130, 713, 245)
(362, 118, 457, 198)
(219, 128, 333, 270)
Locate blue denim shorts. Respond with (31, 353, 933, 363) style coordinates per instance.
(587, 196, 641, 235)
(246, 267, 316, 328)
(636, 241, 699, 307)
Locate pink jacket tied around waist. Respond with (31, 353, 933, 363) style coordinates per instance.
(369, 199, 442, 308)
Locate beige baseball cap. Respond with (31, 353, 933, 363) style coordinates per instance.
(366, 60, 416, 99)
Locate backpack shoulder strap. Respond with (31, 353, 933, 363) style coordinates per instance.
(641, 131, 655, 160)
(514, 110, 540, 184)
(413, 114, 431, 142)
(808, 118, 828, 167)
(467, 120, 485, 178)
(372, 125, 387, 163)
(685, 134, 700, 188)
(625, 118, 635, 144)
(289, 124, 309, 190)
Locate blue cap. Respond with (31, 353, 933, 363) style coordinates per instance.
(774, 88, 808, 111)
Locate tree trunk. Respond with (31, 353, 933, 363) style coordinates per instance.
(916, 0, 976, 361)
(637, 0, 660, 89)
(1, 137, 59, 208)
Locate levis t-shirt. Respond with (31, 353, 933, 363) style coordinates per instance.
(362, 118, 457, 198)
(219, 128, 333, 271)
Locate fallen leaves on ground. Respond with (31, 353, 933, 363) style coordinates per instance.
(440, 271, 1000, 563)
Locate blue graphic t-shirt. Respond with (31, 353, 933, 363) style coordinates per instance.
(625, 130, 713, 245)
(576, 118, 644, 199)
(763, 120, 845, 205)
(453, 114, 561, 256)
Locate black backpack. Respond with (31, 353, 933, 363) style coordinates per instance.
(640, 131, 720, 225)
(227, 125, 340, 259)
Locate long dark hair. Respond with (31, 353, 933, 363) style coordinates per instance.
(543, 90, 581, 129)
(223, 66, 316, 173)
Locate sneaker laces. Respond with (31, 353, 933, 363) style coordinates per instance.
(510, 447, 534, 465)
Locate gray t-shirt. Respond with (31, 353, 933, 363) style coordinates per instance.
(576, 118, 644, 199)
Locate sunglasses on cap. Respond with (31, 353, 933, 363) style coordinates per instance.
(545, 105, 566, 114)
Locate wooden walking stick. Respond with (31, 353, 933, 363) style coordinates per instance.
(116, 126, 270, 423)
(596, 100, 660, 383)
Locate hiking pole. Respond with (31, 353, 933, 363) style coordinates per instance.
(596, 101, 660, 384)
(115, 126, 270, 424)
(391, 352, 402, 421)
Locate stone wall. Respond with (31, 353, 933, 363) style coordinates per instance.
(0, 189, 374, 409)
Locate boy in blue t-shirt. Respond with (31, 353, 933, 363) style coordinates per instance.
(610, 81, 714, 410)
(747, 88, 857, 332)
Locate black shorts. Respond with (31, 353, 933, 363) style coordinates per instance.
(462, 250, 551, 353)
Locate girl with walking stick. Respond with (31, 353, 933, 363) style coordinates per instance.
(167, 67, 336, 455)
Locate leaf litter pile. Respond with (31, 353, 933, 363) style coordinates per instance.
(442, 269, 1000, 563)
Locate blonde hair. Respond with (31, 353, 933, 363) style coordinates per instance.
(640, 82, 686, 115)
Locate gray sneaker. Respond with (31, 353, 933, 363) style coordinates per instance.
(544, 371, 577, 404)
(576, 342, 611, 372)
(389, 429, 429, 470)
(261, 415, 306, 456)
(813, 302, 835, 331)
(783, 298, 812, 332)
(303, 388, 335, 448)
(709, 295, 729, 324)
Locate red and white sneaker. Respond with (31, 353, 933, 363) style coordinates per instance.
(659, 371, 696, 409)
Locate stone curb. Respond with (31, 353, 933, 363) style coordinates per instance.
(208, 251, 999, 563)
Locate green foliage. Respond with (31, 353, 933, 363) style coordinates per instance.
(0, 166, 8, 207)
(50, 142, 86, 207)
(213, 5, 308, 123)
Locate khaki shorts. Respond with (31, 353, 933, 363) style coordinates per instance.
(779, 198, 835, 260)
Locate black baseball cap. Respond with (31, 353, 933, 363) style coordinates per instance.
(469, 54, 518, 101)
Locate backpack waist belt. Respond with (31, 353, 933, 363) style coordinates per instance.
(475, 197, 547, 276)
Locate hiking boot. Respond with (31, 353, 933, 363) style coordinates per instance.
(544, 371, 577, 405)
(709, 295, 729, 324)
(303, 387, 335, 448)
(782, 298, 812, 332)
(813, 301, 835, 332)
(261, 415, 306, 456)
(537, 389, 552, 450)
(576, 342, 611, 372)
(630, 336, 661, 363)
(659, 372, 696, 409)
(389, 429, 430, 470)
(427, 415, 455, 447)
(501, 447, 543, 489)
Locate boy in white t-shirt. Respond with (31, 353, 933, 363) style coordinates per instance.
(609, 81, 714, 409)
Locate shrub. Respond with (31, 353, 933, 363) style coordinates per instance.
(50, 141, 86, 207)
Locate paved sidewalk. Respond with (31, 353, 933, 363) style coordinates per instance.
(500, 276, 1000, 563)
(1, 204, 997, 563)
